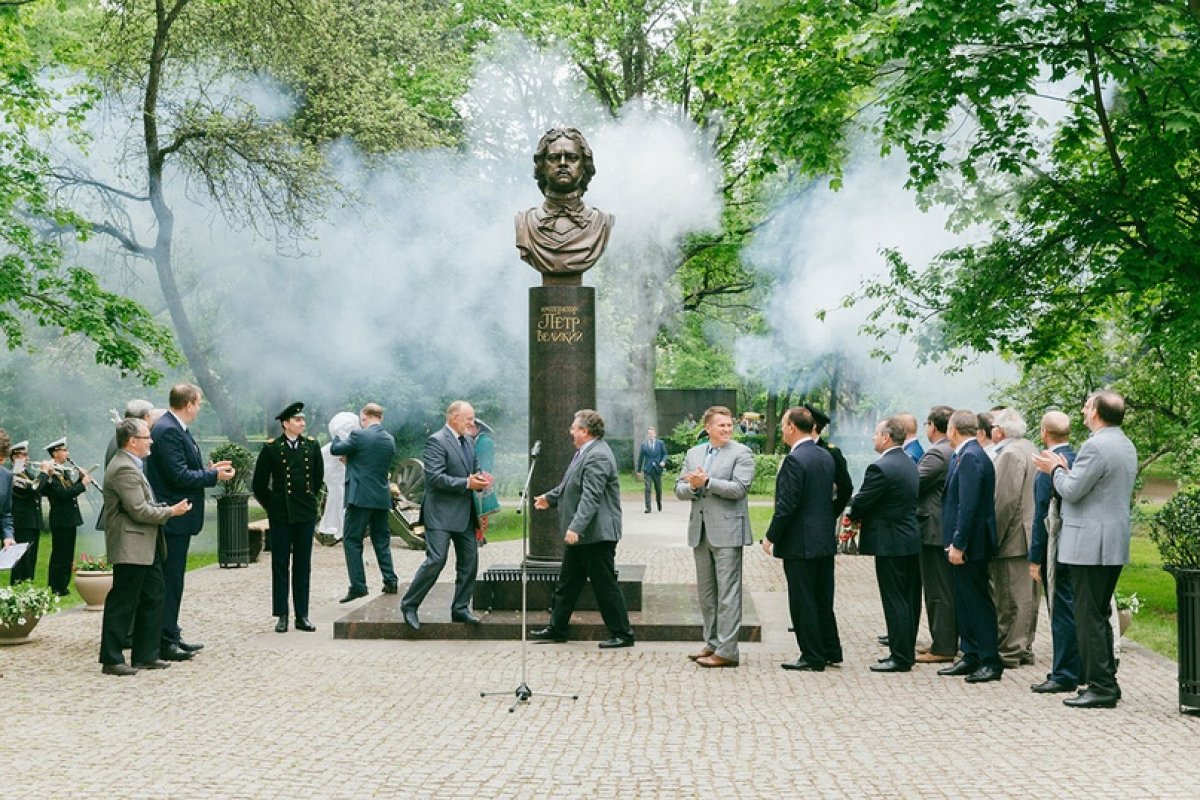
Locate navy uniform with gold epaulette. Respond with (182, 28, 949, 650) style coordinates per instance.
(252, 402, 324, 633)
(804, 404, 854, 518)
(9, 441, 49, 585)
(44, 437, 90, 596)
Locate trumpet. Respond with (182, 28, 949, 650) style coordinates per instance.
(66, 457, 103, 492)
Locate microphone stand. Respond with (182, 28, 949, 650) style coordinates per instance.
(481, 442, 579, 713)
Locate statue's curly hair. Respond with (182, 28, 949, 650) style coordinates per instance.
(533, 127, 596, 194)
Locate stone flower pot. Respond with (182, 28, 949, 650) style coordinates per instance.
(0, 615, 42, 645)
(75, 570, 114, 610)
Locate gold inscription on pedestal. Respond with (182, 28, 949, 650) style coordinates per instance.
(536, 305, 584, 344)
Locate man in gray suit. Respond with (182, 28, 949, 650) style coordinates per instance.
(530, 409, 635, 648)
(916, 405, 956, 664)
(676, 405, 755, 668)
(1033, 390, 1138, 708)
(331, 403, 398, 604)
(98, 418, 190, 676)
(400, 400, 491, 630)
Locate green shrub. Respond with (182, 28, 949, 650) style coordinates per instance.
(209, 441, 255, 495)
(1149, 484, 1200, 570)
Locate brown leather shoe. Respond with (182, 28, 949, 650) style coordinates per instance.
(687, 647, 715, 662)
(916, 652, 955, 664)
(696, 654, 739, 668)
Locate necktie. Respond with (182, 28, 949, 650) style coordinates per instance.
(702, 446, 717, 473)
(458, 435, 472, 469)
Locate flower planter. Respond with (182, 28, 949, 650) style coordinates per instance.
(1168, 567, 1200, 713)
(1118, 608, 1132, 636)
(75, 570, 114, 610)
(217, 493, 250, 568)
(0, 615, 41, 645)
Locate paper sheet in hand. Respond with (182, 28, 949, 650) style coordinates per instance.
(0, 542, 31, 570)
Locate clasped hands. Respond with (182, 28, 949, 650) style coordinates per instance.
(210, 459, 236, 481)
(683, 467, 708, 492)
(1031, 450, 1068, 474)
(467, 471, 493, 491)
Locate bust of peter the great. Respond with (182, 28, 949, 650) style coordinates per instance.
(515, 127, 615, 285)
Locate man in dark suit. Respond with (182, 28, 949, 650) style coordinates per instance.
(636, 426, 668, 513)
(805, 404, 853, 517)
(400, 400, 491, 629)
(764, 407, 841, 672)
(849, 417, 922, 672)
(899, 412, 925, 464)
(44, 437, 92, 597)
(940, 409, 1003, 684)
(145, 383, 235, 661)
(531, 409, 635, 649)
(915, 406, 956, 663)
(1028, 410, 1080, 694)
(7, 440, 47, 585)
(252, 402, 324, 633)
(98, 418, 191, 676)
(331, 403, 398, 605)
(1033, 390, 1138, 708)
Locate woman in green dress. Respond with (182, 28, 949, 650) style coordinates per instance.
(470, 419, 501, 545)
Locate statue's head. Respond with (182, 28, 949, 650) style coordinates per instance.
(533, 127, 596, 196)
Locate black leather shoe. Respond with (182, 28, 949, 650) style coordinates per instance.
(643, 509, 651, 513)
(102, 663, 138, 676)
(938, 659, 980, 677)
(401, 606, 420, 631)
(382, 581, 398, 594)
(1031, 678, 1077, 694)
(781, 659, 824, 672)
(965, 665, 1004, 684)
(1064, 688, 1119, 708)
(339, 589, 368, 604)
(178, 640, 204, 653)
(870, 658, 912, 673)
(133, 659, 172, 670)
(159, 644, 194, 662)
(275, 615, 289, 633)
(452, 613, 482, 625)
(529, 627, 567, 643)
(598, 636, 635, 649)
(295, 617, 316, 632)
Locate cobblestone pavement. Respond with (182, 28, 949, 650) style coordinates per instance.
(3, 497, 1197, 798)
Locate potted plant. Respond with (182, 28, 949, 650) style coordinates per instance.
(73, 553, 114, 610)
(1114, 590, 1140, 636)
(210, 441, 255, 569)
(1149, 484, 1200, 712)
(0, 583, 60, 644)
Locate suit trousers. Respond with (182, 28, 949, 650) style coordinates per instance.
(401, 527, 478, 615)
(991, 555, 1040, 665)
(643, 472, 663, 511)
(9, 526, 40, 585)
(48, 525, 77, 594)
(342, 505, 396, 594)
(783, 556, 841, 666)
(161, 533, 191, 645)
(693, 532, 744, 661)
(1039, 562, 1081, 686)
(100, 560, 165, 666)
(952, 558, 1002, 670)
(1070, 563, 1122, 695)
(269, 517, 315, 617)
(874, 554, 921, 667)
(547, 540, 633, 639)
(919, 544, 957, 657)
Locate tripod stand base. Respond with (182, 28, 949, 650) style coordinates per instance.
(481, 682, 580, 713)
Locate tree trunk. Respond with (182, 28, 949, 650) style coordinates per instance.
(765, 390, 778, 453)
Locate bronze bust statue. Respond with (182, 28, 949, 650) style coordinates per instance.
(515, 127, 615, 285)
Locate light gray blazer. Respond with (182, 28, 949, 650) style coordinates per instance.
(1053, 426, 1138, 566)
(544, 439, 623, 545)
(674, 440, 755, 548)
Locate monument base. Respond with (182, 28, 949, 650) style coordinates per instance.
(474, 563, 644, 612)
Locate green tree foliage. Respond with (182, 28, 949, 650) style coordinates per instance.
(0, 1, 177, 382)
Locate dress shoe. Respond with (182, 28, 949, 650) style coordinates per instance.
(643, 509, 651, 514)
(133, 659, 172, 670)
(1031, 678, 1077, 694)
(339, 589, 368, 604)
(965, 665, 1004, 684)
(1064, 688, 1118, 708)
(917, 645, 931, 655)
(382, 581, 398, 595)
(178, 640, 204, 653)
(870, 658, 912, 673)
(877, 635, 889, 646)
(938, 660, 980, 677)
(826, 658, 843, 667)
(402, 606, 421, 631)
(916, 652, 955, 664)
(275, 615, 289, 633)
(687, 647, 715, 662)
(529, 626, 567, 643)
(295, 617, 316, 632)
(696, 654, 738, 668)
(598, 636, 635, 649)
(452, 612, 482, 625)
(159, 643, 194, 662)
(102, 663, 138, 676)
(781, 658, 824, 672)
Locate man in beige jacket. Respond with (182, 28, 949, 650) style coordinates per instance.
(990, 407, 1041, 667)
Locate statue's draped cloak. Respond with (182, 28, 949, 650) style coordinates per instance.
(515, 192, 614, 276)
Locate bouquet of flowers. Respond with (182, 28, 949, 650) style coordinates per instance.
(0, 583, 59, 626)
(74, 553, 111, 572)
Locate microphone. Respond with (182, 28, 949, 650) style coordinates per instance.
(530, 440, 541, 457)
